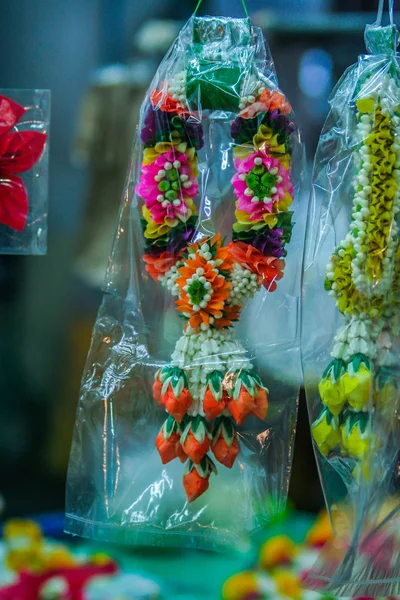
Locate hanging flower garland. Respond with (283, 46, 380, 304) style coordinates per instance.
(312, 73, 400, 470)
(137, 74, 296, 502)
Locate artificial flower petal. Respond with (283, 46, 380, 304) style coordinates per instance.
(0, 175, 28, 231)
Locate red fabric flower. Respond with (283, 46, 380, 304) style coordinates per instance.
(143, 252, 178, 282)
(228, 241, 285, 292)
(0, 95, 47, 231)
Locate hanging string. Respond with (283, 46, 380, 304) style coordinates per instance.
(194, 0, 249, 18)
(375, 0, 395, 25)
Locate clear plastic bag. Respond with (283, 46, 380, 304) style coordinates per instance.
(302, 5, 400, 596)
(66, 11, 305, 550)
(0, 89, 50, 255)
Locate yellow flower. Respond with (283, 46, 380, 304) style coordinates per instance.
(356, 97, 375, 113)
(342, 363, 372, 410)
(341, 412, 370, 460)
(233, 208, 278, 231)
(374, 381, 398, 411)
(233, 124, 290, 169)
(277, 191, 294, 211)
(306, 510, 332, 547)
(142, 206, 176, 239)
(318, 377, 346, 416)
(4, 519, 43, 572)
(312, 407, 341, 456)
(222, 571, 258, 600)
(273, 570, 301, 600)
(44, 546, 77, 569)
(259, 535, 296, 570)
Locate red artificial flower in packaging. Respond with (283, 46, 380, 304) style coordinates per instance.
(183, 456, 217, 503)
(0, 94, 47, 231)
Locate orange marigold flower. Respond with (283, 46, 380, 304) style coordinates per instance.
(228, 241, 285, 292)
(176, 249, 232, 329)
(142, 252, 178, 282)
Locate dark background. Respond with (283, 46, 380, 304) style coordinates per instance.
(0, 0, 391, 519)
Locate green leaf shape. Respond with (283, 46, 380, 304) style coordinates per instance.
(239, 370, 256, 395)
(163, 415, 179, 440)
(376, 365, 400, 389)
(221, 416, 235, 446)
(194, 455, 218, 477)
(344, 409, 370, 435)
(321, 359, 335, 380)
(351, 353, 370, 373)
(206, 370, 224, 401)
(333, 359, 347, 383)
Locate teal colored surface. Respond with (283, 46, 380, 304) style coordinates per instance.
(76, 512, 315, 599)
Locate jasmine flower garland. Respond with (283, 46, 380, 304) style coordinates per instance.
(138, 67, 296, 502)
(313, 73, 400, 468)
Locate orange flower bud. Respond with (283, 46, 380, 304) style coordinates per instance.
(183, 468, 210, 503)
(228, 387, 255, 425)
(152, 376, 164, 408)
(182, 456, 217, 503)
(203, 388, 227, 421)
(155, 431, 181, 464)
(163, 385, 192, 423)
(212, 432, 240, 468)
(182, 430, 210, 464)
(203, 370, 226, 421)
(253, 386, 268, 421)
(155, 416, 187, 465)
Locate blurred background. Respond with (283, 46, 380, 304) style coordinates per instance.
(0, 0, 390, 522)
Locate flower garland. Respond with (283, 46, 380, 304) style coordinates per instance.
(230, 84, 295, 279)
(312, 74, 400, 470)
(138, 74, 296, 502)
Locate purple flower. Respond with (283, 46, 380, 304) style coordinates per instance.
(252, 228, 285, 258)
(140, 105, 204, 150)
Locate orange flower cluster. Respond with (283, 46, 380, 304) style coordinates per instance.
(150, 87, 188, 116)
(228, 241, 285, 292)
(143, 252, 178, 282)
(176, 235, 241, 330)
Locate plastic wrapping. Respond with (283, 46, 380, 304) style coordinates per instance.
(302, 14, 400, 598)
(66, 14, 305, 550)
(0, 90, 50, 255)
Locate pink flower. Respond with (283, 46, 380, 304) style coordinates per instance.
(136, 150, 198, 223)
(232, 152, 293, 220)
